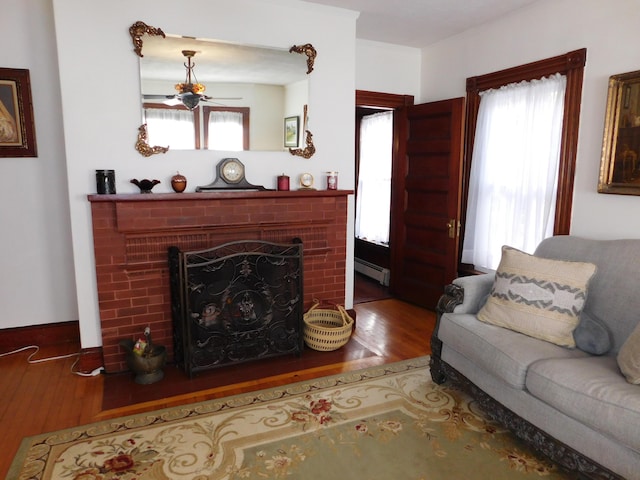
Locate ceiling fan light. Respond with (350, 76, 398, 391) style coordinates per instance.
(192, 83, 205, 94)
(175, 82, 206, 95)
(180, 92, 201, 110)
(173, 51, 206, 110)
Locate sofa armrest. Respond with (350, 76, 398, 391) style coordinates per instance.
(451, 273, 495, 314)
(430, 273, 494, 384)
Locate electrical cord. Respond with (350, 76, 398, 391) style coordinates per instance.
(71, 357, 105, 377)
(0, 345, 75, 362)
(0, 345, 104, 377)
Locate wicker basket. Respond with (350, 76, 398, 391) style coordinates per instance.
(303, 301, 354, 351)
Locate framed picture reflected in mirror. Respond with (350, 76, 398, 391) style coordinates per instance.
(284, 115, 299, 148)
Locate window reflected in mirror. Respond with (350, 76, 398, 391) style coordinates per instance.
(142, 104, 251, 151)
(203, 107, 249, 151)
(143, 104, 197, 149)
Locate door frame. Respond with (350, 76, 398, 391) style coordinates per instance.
(355, 90, 415, 281)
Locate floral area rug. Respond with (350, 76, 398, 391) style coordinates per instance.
(10, 356, 574, 480)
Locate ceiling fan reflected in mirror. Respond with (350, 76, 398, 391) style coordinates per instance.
(142, 50, 241, 110)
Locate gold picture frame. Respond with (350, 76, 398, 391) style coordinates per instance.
(284, 115, 299, 148)
(0, 68, 37, 157)
(598, 70, 640, 195)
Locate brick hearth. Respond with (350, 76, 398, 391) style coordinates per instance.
(88, 190, 351, 372)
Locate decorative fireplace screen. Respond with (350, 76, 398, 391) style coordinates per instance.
(168, 240, 304, 376)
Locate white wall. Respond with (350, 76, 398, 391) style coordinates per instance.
(420, 0, 640, 240)
(285, 79, 309, 149)
(50, 0, 358, 348)
(0, 0, 78, 330)
(356, 39, 421, 99)
(249, 84, 286, 150)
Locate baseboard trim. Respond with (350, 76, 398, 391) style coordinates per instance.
(77, 347, 104, 373)
(0, 322, 104, 374)
(0, 321, 80, 349)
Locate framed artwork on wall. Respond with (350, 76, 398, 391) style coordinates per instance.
(598, 70, 640, 195)
(0, 68, 37, 158)
(284, 115, 299, 148)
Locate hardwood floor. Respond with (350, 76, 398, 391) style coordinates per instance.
(353, 272, 392, 304)
(0, 298, 435, 477)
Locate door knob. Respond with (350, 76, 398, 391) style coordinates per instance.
(447, 219, 460, 239)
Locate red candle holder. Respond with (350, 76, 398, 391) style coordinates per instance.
(277, 174, 290, 191)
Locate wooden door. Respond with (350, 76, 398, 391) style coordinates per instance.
(389, 98, 465, 309)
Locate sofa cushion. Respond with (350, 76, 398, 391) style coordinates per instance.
(618, 321, 640, 384)
(477, 245, 597, 347)
(526, 356, 640, 454)
(438, 312, 588, 389)
(573, 311, 612, 355)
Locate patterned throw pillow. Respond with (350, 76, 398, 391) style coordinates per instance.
(477, 246, 597, 347)
(618, 321, 640, 384)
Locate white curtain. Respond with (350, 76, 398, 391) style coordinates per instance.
(144, 108, 195, 150)
(461, 73, 567, 270)
(356, 111, 393, 245)
(208, 111, 243, 151)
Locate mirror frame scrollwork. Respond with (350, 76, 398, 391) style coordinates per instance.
(130, 21, 170, 156)
(289, 130, 315, 159)
(288, 105, 315, 158)
(289, 44, 317, 74)
(598, 70, 640, 195)
(129, 21, 165, 57)
(135, 124, 169, 157)
(287, 45, 316, 158)
(129, 21, 317, 158)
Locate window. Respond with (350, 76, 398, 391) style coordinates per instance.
(461, 48, 586, 271)
(142, 104, 250, 150)
(462, 74, 566, 269)
(143, 105, 196, 149)
(203, 107, 250, 150)
(355, 110, 393, 245)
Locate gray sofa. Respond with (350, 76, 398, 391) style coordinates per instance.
(430, 236, 640, 480)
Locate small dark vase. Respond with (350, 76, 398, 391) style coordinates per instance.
(119, 338, 167, 384)
(131, 178, 161, 193)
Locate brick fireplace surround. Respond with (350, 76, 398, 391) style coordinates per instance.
(88, 190, 351, 373)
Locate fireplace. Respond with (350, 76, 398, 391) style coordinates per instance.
(88, 190, 351, 373)
(168, 240, 304, 376)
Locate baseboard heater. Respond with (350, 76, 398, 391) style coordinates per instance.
(355, 258, 390, 286)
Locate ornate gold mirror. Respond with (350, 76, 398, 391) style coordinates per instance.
(598, 70, 640, 195)
(129, 21, 316, 158)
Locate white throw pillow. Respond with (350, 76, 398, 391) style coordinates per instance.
(477, 246, 597, 347)
(618, 321, 640, 384)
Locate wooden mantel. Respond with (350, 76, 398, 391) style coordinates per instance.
(88, 189, 353, 372)
(87, 189, 352, 203)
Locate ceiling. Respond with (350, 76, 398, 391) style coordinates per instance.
(139, 0, 543, 88)
(302, 0, 541, 48)
(139, 35, 308, 85)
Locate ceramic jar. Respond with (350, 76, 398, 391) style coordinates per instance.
(171, 172, 187, 193)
